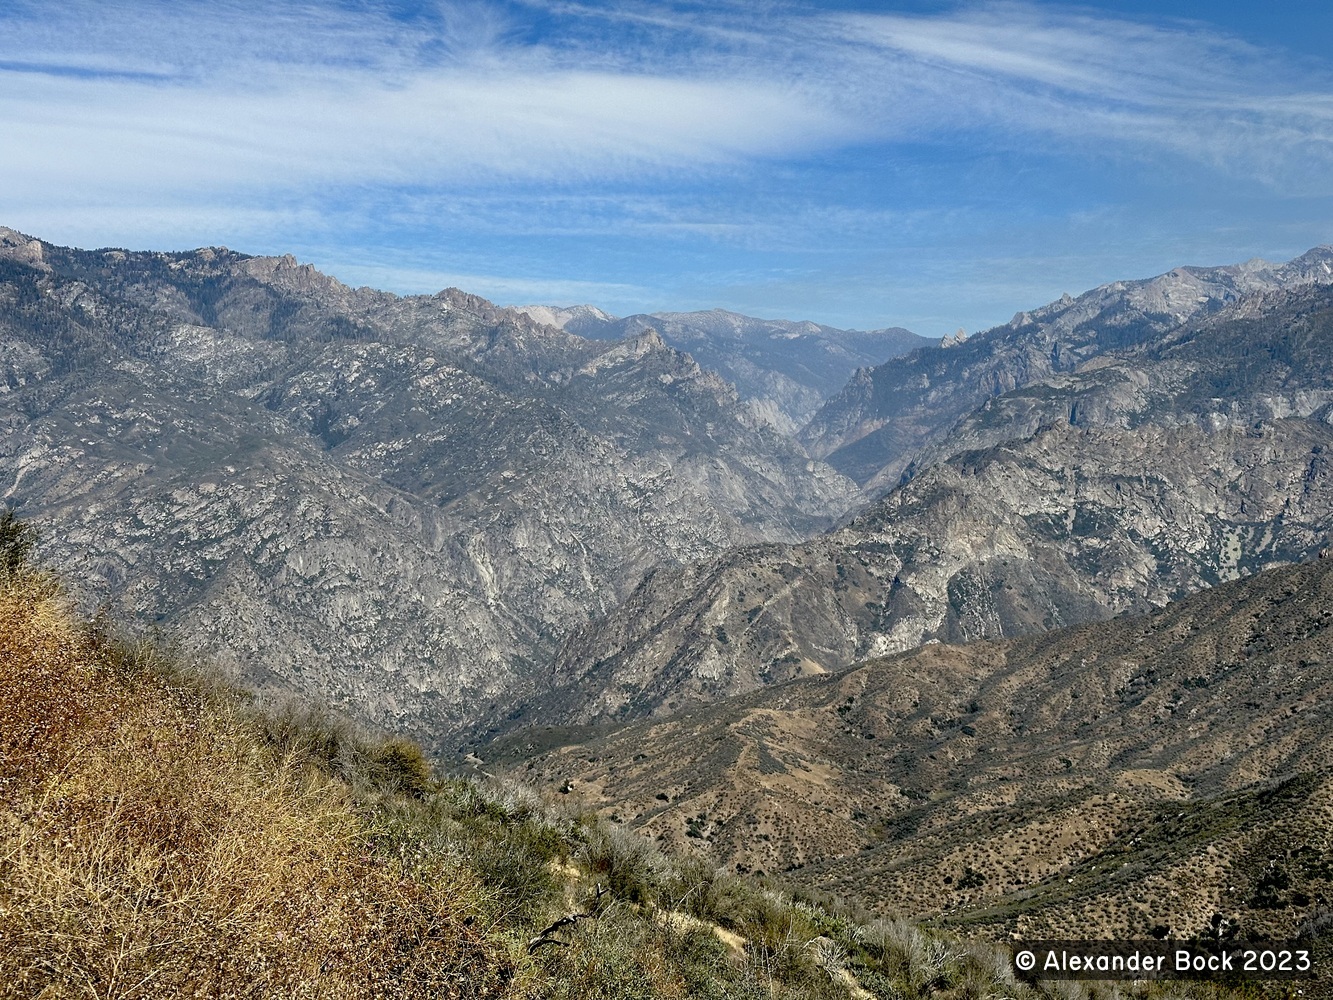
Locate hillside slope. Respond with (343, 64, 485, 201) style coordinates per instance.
(503, 557, 1333, 947)
(5, 556, 1209, 1000)
(0, 227, 858, 744)
(542, 281, 1333, 726)
(0, 565, 512, 997)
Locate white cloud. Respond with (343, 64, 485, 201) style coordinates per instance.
(1, 65, 842, 199)
(2, 0, 1330, 208)
(815, 4, 1333, 185)
(2, 0, 1332, 333)
(0, 0, 859, 208)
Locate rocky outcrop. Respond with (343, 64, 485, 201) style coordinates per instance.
(543, 280, 1333, 727)
(516, 305, 929, 434)
(0, 230, 860, 745)
(800, 247, 1333, 493)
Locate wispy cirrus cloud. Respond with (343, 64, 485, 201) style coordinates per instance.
(2, 68, 841, 195)
(820, 3, 1333, 182)
(5, 0, 1329, 197)
(1, 0, 1331, 329)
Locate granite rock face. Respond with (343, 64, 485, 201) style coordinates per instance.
(801, 248, 1333, 493)
(515, 305, 929, 435)
(546, 278, 1333, 726)
(0, 228, 860, 745)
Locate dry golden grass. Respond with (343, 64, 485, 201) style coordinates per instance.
(0, 576, 510, 999)
(0, 566, 1254, 1000)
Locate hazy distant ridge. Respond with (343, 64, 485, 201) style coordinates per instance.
(541, 253, 1333, 728)
(802, 247, 1333, 492)
(515, 304, 930, 434)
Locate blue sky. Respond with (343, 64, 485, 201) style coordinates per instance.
(2, 1, 1331, 335)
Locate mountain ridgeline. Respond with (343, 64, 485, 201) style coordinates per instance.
(544, 256, 1333, 727)
(802, 249, 1333, 493)
(514, 304, 929, 435)
(6, 224, 1333, 758)
(500, 555, 1333, 944)
(0, 227, 859, 745)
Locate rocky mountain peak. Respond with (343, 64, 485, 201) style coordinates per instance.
(516, 303, 929, 435)
(801, 244, 1333, 491)
(0, 227, 48, 269)
(0, 228, 862, 746)
(234, 253, 349, 298)
(1277, 243, 1333, 281)
(512, 303, 618, 330)
(576, 326, 673, 375)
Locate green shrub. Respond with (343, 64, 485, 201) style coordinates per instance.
(580, 823, 668, 906)
(538, 911, 665, 1000)
(957, 865, 987, 889)
(371, 736, 433, 796)
(249, 696, 373, 781)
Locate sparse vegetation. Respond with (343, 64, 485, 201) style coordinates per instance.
(957, 866, 987, 890)
(0, 531, 1296, 996)
(0, 568, 508, 998)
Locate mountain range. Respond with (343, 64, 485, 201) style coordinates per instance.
(802, 249, 1333, 493)
(513, 304, 929, 435)
(7, 225, 1333, 761)
(543, 259, 1333, 728)
(0, 227, 857, 745)
(7, 224, 1333, 986)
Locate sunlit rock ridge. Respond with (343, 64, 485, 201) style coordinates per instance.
(515, 304, 929, 435)
(0, 227, 859, 745)
(545, 250, 1333, 726)
(802, 249, 1333, 493)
